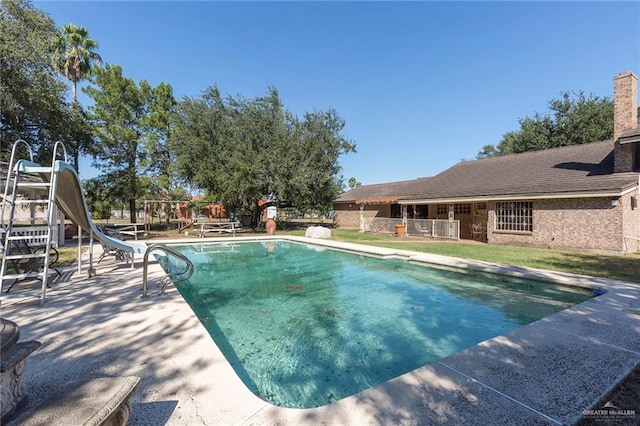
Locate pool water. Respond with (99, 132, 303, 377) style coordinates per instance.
(169, 240, 591, 408)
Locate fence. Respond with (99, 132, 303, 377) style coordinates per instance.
(364, 218, 460, 240)
(406, 219, 460, 240)
(366, 218, 403, 234)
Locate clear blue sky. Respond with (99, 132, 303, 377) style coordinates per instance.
(36, 1, 640, 186)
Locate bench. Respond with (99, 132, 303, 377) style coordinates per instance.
(7, 376, 140, 426)
(198, 221, 241, 237)
(104, 224, 146, 240)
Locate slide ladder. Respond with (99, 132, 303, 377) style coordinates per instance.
(1, 140, 66, 303)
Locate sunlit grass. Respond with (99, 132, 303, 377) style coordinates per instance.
(57, 246, 80, 267)
(327, 229, 640, 283)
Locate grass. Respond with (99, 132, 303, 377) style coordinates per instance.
(326, 229, 640, 283)
(57, 246, 80, 267)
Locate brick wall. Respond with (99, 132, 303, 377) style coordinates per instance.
(332, 203, 391, 229)
(613, 71, 638, 173)
(487, 198, 626, 253)
(334, 196, 639, 253)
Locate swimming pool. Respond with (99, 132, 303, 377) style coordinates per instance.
(167, 240, 592, 408)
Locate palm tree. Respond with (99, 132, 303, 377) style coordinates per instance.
(52, 23, 102, 169)
(53, 23, 102, 103)
(348, 177, 361, 189)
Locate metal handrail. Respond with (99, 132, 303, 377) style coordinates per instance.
(1, 140, 34, 229)
(51, 141, 69, 164)
(142, 243, 194, 297)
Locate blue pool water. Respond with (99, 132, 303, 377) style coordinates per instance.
(167, 240, 591, 408)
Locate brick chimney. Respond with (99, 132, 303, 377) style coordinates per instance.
(613, 71, 638, 173)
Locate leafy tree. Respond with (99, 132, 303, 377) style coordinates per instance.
(83, 64, 147, 223)
(82, 176, 116, 220)
(288, 109, 354, 211)
(477, 91, 616, 158)
(52, 22, 101, 169)
(0, 0, 72, 160)
(348, 177, 361, 189)
(84, 65, 178, 222)
(139, 81, 178, 201)
(170, 86, 355, 226)
(475, 144, 501, 159)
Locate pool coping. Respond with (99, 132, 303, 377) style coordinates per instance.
(2, 235, 639, 425)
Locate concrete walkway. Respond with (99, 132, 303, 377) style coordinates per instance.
(2, 236, 639, 425)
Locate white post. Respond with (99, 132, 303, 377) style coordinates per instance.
(57, 209, 65, 246)
(77, 225, 82, 275)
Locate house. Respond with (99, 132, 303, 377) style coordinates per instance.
(176, 196, 228, 221)
(333, 71, 640, 253)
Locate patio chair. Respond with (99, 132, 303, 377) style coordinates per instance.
(415, 221, 431, 237)
(97, 243, 127, 263)
(4, 239, 61, 293)
(97, 226, 127, 263)
(470, 224, 482, 241)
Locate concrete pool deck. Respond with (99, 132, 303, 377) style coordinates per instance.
(1, 236, 639, 425)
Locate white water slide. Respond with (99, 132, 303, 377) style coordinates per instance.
(2, 140, 150, 303)
(49, 161, 147, 257)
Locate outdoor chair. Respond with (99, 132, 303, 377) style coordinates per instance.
(4, 239, 61, 293)
(97, 243, 127, 263)
(415, 222, 431, 237)
(97, 226, 127, 263)
(470, 224, 483, 241)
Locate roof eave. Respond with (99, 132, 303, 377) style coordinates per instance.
(619, 136, 640, 145)
(399, 187, 638, 204)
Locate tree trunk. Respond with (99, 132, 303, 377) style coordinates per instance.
(129, 198, 136, 224)
(250, 210, 260, 228)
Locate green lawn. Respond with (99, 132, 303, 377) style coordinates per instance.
(324, 229, 640, 284)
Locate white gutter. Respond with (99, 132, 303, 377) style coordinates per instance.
(399, 186, 638, 205)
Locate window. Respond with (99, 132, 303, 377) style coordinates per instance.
(495, 201, 533, 232)
(454, 204, 471, 214)
(436, 204, 470, 215)
(390, 204, 402, 218)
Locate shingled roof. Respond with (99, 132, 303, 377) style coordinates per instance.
(335, 140, 640, 205)
(619, 124, 640, 145)
(334, 177, 431, 204)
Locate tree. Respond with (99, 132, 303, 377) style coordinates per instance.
(0, 0, 73, 160)
(51, 22, 101, 170)
(52, 23, 101, 103)
(477, 91, 616, 158)
(139, 81, 178, 202)
(287, 109, 355, 211)
(83, 64, 147, 223)
(84, 65, 178, 223)
(348, 177, 361, 189)
(170, 86, 356, 226)
(83, 176, 117, 220)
